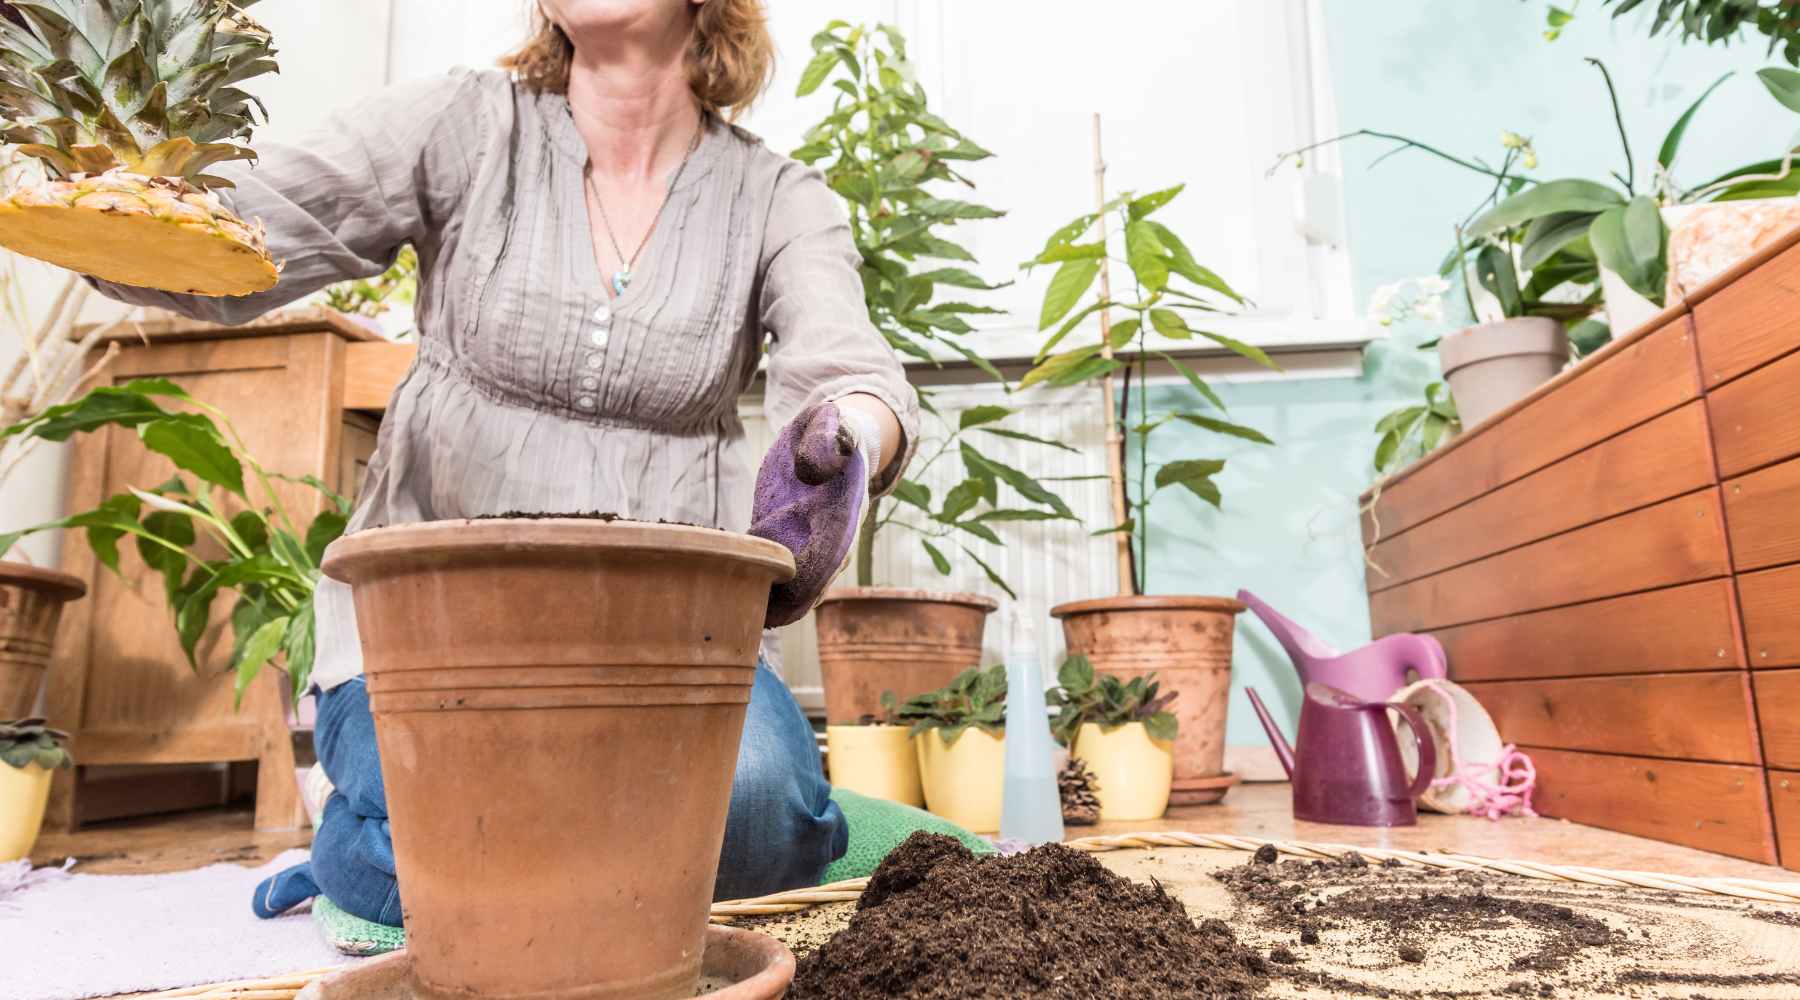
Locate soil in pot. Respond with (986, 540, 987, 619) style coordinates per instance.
(790, 832, 1267, 999)
(323, 517, 794, 1000)
(0, 563, 87, 718)
(814, 588, 997, 723)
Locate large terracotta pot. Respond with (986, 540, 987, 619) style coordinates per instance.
(0, 563, 86, 718)
(813, 587, 997, 723)
(323, 519, 793, 1000)
(1052, 595, 1244, 806)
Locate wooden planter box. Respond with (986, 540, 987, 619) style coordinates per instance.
(1362, 225, 1800, 868)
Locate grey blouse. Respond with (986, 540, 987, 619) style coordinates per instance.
(101, 68, 920, 690)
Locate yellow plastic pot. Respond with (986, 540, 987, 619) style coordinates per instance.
(1073, 721, 1173, 822)
(915, 726, 1005, 833)
(0, 762, 53, 861)
(825, 724, 923, 806)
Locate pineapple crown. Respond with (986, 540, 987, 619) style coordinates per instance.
(0, 0, 277, 185)
(0, 717, 73, 770)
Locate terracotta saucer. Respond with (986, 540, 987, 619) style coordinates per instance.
(1168, 771, 1241, 806)
(297, 924, 796, 1000)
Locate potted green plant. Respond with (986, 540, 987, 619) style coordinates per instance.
(794, 21, 1077, 723)
(1, 379, 348, 710)
(824, 690, 922, 807)
(1022, 183, 1273, 805)
(0, 717, 71, 861)
(317, 244, 419, 340)
(899, 663, 1007, 833)
(1048, 655, 1177, 822)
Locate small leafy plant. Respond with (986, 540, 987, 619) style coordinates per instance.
(897, 664, 1006, 745)
(0, 718, 72, 770)
(1023, 185, 1276, 592)
(320, 245, 418, 338)
(1534, 1, 1800, 65)
(0, 379, 348, 704)
(793, 21, 1078, 597)
(1048, 655, 1178, 746)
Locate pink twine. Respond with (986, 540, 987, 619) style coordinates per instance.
(1410, 680, 1537, 821)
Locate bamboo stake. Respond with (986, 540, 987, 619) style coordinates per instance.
(1090, 113, 1136, 596)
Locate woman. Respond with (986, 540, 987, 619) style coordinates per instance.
(95, 0, 918, 924)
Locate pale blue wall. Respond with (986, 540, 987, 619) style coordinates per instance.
(1148, 1, 1787, 743)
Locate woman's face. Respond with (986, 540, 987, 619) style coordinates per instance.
(540, 0, 702, 38)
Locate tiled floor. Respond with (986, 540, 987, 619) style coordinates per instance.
(31, 781, 1794, 882)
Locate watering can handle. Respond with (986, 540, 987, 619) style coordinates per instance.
(1386, 702, 1438, 801)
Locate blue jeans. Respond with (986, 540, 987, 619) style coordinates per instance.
(252, 662, 847, 923)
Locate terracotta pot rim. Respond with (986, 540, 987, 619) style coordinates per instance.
(815, 586, 999, 611)
(1051, 595, 1245, 617)
(0, 561, 86, 602)
(322, 519, 796, 585)
(824, 722, 911, 732)
(702, 923, 798, 999)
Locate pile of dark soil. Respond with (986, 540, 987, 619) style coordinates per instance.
(789, 833, 1268, 999)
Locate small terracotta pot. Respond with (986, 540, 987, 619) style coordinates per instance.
(296, 924, 797, 1000)
(813, 587, 997, 723)
(1053, 596, 1243, 806)
(0, 562, 86, 718)
(824, 723, 922, 806)
(323, 519, 793, 1000)
(1073, 722, 1173, 822)
(0, 760, 52, 862)
(1438, 317, 1567, 428)
(914, 726, 1005, 834)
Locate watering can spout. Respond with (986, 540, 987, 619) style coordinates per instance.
(1244, 687, 1295, 779)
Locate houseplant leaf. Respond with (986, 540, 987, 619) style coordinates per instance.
(1038, 259, 1101, 330)
(138, 412, 246, 497)
(1589, 195, 1668, 303)
(1173, 413, 1275, 445)
(1756, 66, 1800, 113)
(1468, 179, 1625, 237)
(1658, 71, 1732, 169)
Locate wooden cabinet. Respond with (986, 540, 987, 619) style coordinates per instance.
(48, 309, 384, 832)
(1363, 226, 1800, 868)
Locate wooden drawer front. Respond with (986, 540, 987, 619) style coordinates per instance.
(1707, 347, 1800, 477)
(1370, 490, 1731, 634)
(1696, 237, 1800, 389)
(1772, 769, 1800, 870)
(1466, 673, 1758, 763)
(1527, 748, 1775, 863)
(1363, 321, 1701, 544)
(1753, 669, 1800, 769)
(1721, 456, 1800, 572)
(1741, 564, 1800, 669)
(1434, 581, 1741, 681)
(1366, 402, 1714, 592)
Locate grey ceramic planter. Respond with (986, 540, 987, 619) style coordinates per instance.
(1439, 317, 1567, 429)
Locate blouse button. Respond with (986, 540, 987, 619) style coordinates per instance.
(585, 354, 603, 370)
(576, 395, 595, 410)
(579, 375, 599, 390)
(590, 327, 609, 347)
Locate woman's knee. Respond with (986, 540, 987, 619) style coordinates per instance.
(310, 795, 405, 925)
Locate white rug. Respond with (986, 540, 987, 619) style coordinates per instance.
(0, 850, 363, 1000)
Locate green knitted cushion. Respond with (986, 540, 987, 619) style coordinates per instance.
(822, 787, 994, 884)
(313, 895, 405, 957)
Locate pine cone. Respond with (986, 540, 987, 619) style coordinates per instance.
(1059, 756, 1101, 826)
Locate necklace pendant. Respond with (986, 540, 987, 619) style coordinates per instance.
(611, 270, 631, 296)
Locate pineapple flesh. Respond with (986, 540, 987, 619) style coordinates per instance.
(0, 0, 278, 296)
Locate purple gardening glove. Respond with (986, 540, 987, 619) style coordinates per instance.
(750, 402, 879, 628)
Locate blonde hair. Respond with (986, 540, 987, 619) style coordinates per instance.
(502, 1, 774, 121)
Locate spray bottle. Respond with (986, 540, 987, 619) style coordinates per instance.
(1000, 607, 1065, 844)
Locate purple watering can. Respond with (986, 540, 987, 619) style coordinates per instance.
(1246, 683, 1436, 827)
(1237, 589, 1447, 704)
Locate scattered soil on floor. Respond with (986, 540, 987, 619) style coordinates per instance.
(788, 832, 1267, 999)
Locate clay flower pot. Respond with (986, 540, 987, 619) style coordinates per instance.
(825, 723, 922, 806)
(914, 726, 1005, 834)
(1073, 722, 1173, 822)
(1053, 596, 1243, 806)
(322, 519, 793, 1000)
(297, 924, 797, 1000)
(0, 563, 86, 718)
(1438, 317, 1568, 429)
(813, 587, 997, 723)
